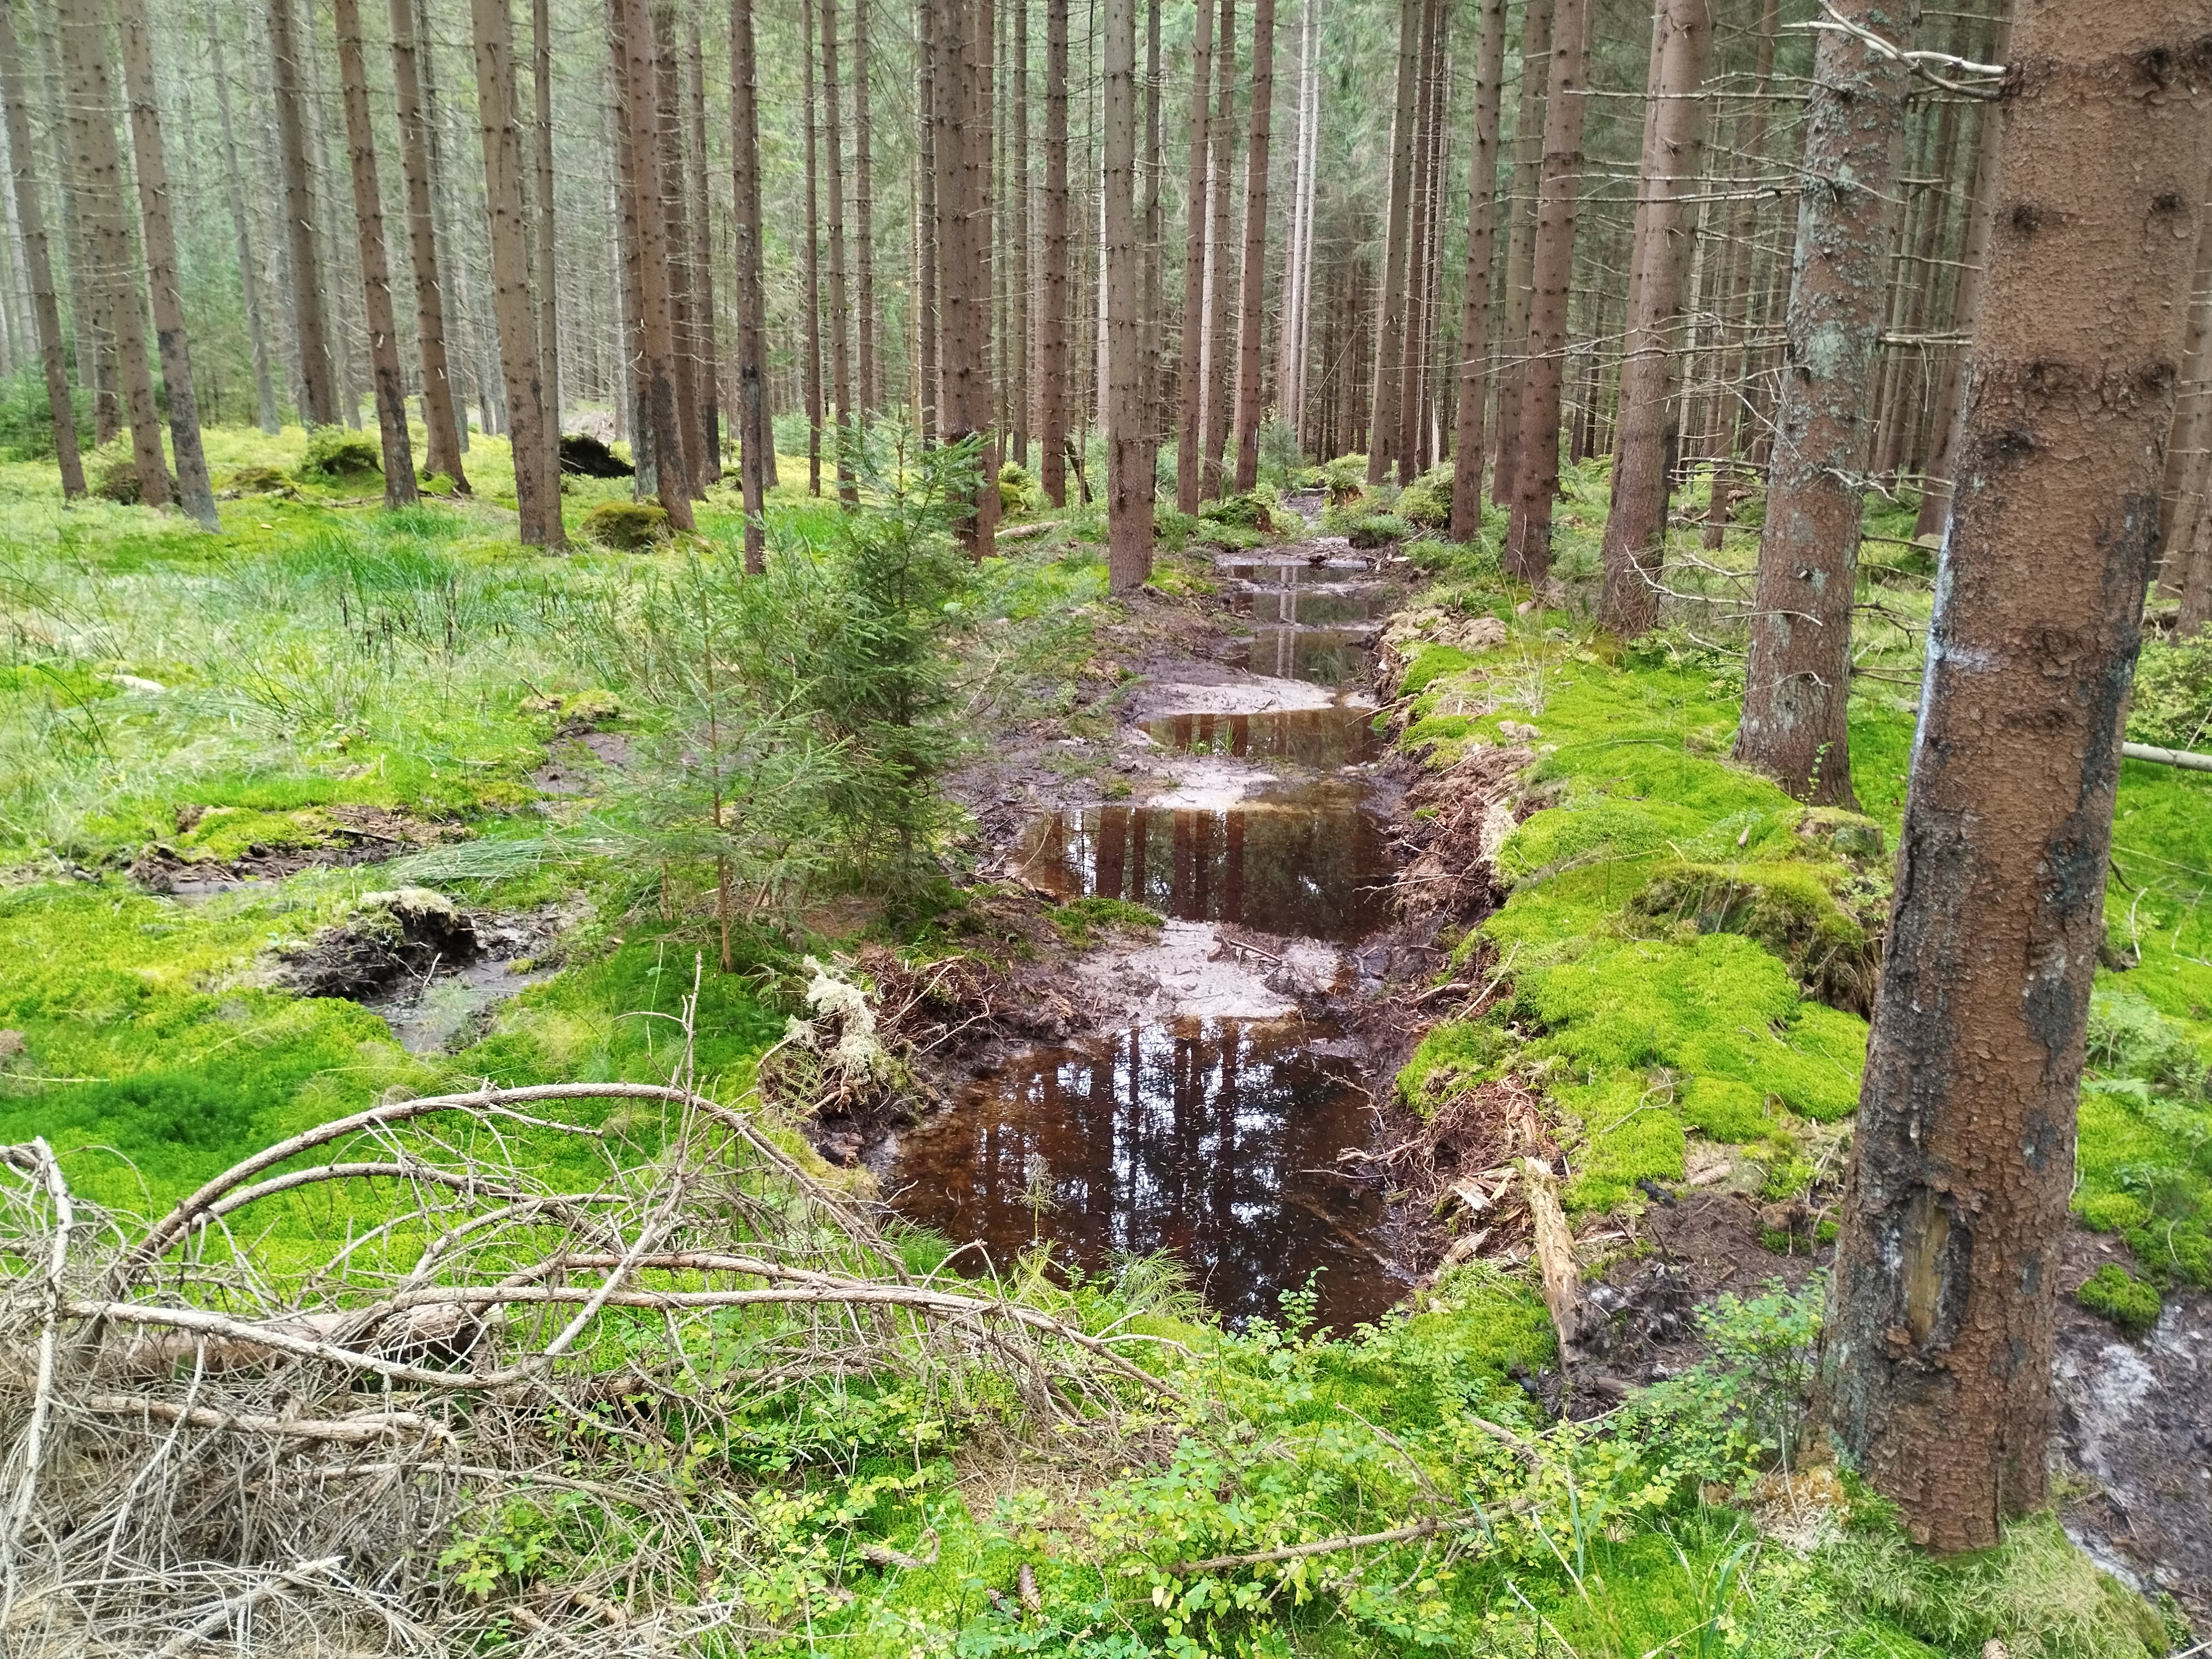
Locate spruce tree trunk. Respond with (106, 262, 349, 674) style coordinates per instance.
(1363, 0, 1420, 486)
(1140, 0, 1161, 451)
(1228, 0, 1275, 492)
(684, 11, 720, 479)
(1041, 0, 1071, 503)
(335, 0, 419, 511)
(729, 0, 768, 570)
(0, 0, 80, 496)
(1171, 0, 1213, 513)
(1198, 0, 1237, 499)
(1499, 0, 1591, 582)
(1275, 0, 1316, 444)
(802, 0, 823, 493)
(210, 8, 280, 438)
(1596, 0, 1711, 637)
(1448, 0, 1507, 542)
(824, 0, 855, 500)
(1819, 0, 2212, 1552)
(1699, 0, 1775, 548)
(612, 7, 654, 493)
(472, 0, 562, 544)
(1103, 0, 1150, 589)
(61, 0, 166, 506)
(1009, 0, 1029, 465)
(1490, 0, 1553, 508)
(916, 0, 938, 439)
(1394, 0, 1439, 485)
(2156, 199, 2212, 585)
(614, 0, 692, 526)
(936, 0, 994, 556)
(972, 0, 999, 549)
(268, 0, 337, 425)
(653, 4, 701, 500)
(414, 0, 478, 452)
(388, 0, 469, 487)
(1731, 0, 1916, 804)
(533, 0, 561, 482)
(854, 0, 875, 416)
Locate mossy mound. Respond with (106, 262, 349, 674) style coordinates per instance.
(1629, 859, 1880, 1015)
(2077, 1262, 2162, 1334)
(1346, 511, 1409, 549)
(1198, 490, 1274, 533)
(295, 427, 384, 481)
(94, 457, 180, 505)
(579, 500, 671, 550)
(225, 465, 291, 494)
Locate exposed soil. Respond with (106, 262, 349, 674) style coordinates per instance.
(131, 806, 465, 896)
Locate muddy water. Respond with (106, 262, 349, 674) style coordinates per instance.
(1225, 627, 1379, 686)
(894, 1019, 1398, 1328)
(1010, 791, 1392, 942)
(1144, 705, 1381, 768)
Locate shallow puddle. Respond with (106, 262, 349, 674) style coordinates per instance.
(1225, 625, 1378, 686)
(1229, 583, 1394, 626)
(894, 1019, 1399, 1328)
(1012, 792, 1392, 942)
(1145, 704, 1381, 768)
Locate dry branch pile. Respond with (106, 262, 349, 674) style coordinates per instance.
(0, 1062, 1164, 1653)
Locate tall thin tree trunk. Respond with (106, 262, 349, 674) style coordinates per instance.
(1499, 0, 1592, 582)
(1275, 0, 1312, 441)
(1103, 0, 1150, 588)
(305, 14, 364, 428)
(729, 0, 768, 569)
(210, 6, 279, 438)
(823, 0, 855, 499)
(1447, 0, 1506, 541)
(0, 0, 78, 495)
(61, 0, 166, 505)
(1198, 0, 1236, 497)
(1228, 0, 1274, 491)
(1010, 0, 1030, 466)
(335, 0, 419, 510)
(390, 0, 469, 487)
(1139, 0, 1161, 451)
(1363, 0, 1420, 485)
(1171, 0, 1212, 512)
(653, 3, 701, 499)
(1394, 0, 1439, 485)
(615, 0, 691, 525)
(415, 0, 477, 452)
(938, 0, 994, 556)
(612, 7, 654, 492)
(1040, 0, 1070, 503)
(1491, 0, 1553, 508)
(1820, 0, 2211, 1553)
(802, 0, 823, 493)
(1596, 0, 1712, 636)
(268, 0, 337, 425)
(1700, 0, 1776, 548)
(685, 14, 720, 478)
(532, 0, 560, 480)
(916, 0, 938, 439)
(472, 0, 561, 543)
(854, 0, 875, 415)
(1731, 0, 1917, 804)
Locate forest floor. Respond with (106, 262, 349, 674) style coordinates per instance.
(0, 427, 2207, 1655)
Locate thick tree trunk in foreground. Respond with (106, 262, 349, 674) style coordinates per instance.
(1448, 0, 1507, 542)
(1228, 0, 1275, 492)
(1597, 0, 1712, 635)
(1500, 0, 1592, 583)
(1491, 0, 1554, 509)
(1171, 0, 1213, 513)
(1040, 0, 1071, 504)
(615, 0, 691, 527)
(336, 0, 419, 510)
(1819, 0, 2212, 1553)
(1731, 0, 1916, 805)
(472, 0, 562, 544)
(1364, 0, 1420, 486)
(269, 0, 338, 426)
(0, 0, 81, 497)
(1103, 0, 1150, 588)
(117, 0, 218, 527)
(390, 0, 469, 488)
(729, 0, 768, 570)
(61, 0, 166, 506)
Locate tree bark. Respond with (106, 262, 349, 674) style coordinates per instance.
(653, 3, 701, 500)
(61, 0, 166, 506)
(1360, 0, 1420, 486)
(824, 0, 855, 499)
(1731, 0, 1917, 805)
(614, 0, 691, 527)
(854, 0, 876, 416)
(1499, 0, 1592, 583)
(1010, 0, 1030, 466)
(1699, 0, 1776, 549)
(1275, 0, 1316, 447)
(1228, 0, 1275, 492)
(334, 0, 419, 512)
(533, 0, 560, 484)
(802, 0, 823, 493)
(388, 0, 469, 486)
(472, 0, 561, 543)
(916, 0, 938, 439)
(1041, 0, 1071, 503)
(268, 0, 337, 426)
(304, 13, 364, 429)
(1596, 0, 1712, 637)
(612, 4, 653, 492)
(0, 0, 80, 495)
(1171, 0, 1212, 513)
(1103, 0, 1150, 588)
(729, 0, 768, 570)
(1819, 0, 2212, 1553)
(1199, 0, 1236, 498)
(1140, 0, 1162, 451)
(207, 8, 280, 439)
(937, 0, 994, 557)
(1490, 0, 1553, 509)
(2161, 201, 2212, 597)
(1447, 0, 1507, 542)
(1395, 0, 1441, 484)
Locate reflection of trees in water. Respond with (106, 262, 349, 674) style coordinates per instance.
(1227, 627, 1373, 684)
(1015, 804, 1389, 941)
(1146, 708, 1378, 767)
(895, 1021, 1392, 1327)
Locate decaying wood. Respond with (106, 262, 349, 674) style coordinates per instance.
(1520, 1156, 1593, 1378)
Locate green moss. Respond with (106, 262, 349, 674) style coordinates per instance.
(295, 427, 384, 481)
(1400, 643, 1475, 694)
(2077, 1263, 2162, 1335)
(1680, 1075, 1773, 1141)
(1629, 859, 1878, 1014)
(1395, 1016, 1513, 1112)
(578, 499, 671, 550)
(1050, 895, 1164, 947)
